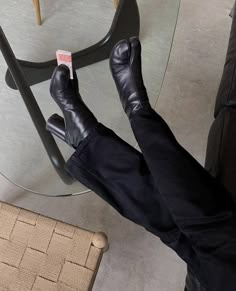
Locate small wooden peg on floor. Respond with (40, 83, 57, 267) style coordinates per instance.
(92, 232, 109, 252)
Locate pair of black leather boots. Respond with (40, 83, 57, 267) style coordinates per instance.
(47, 37, 150, 147)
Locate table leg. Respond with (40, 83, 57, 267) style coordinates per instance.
(0, 26, 73, 185)
(33, 0, 42, 25)
(114, 0, 119, 9)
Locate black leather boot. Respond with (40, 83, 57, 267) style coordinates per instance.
(110, 37, 151, 118)
(46, 65, 98, 148)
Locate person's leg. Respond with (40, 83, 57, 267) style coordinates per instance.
(65, 121, 205, 286)
(48, 65, 176, 237)
(130, 109, 234, 228)
(47, 65, 205, 287)
(110, 37, 236, 291)
(65, 122, 176, 236)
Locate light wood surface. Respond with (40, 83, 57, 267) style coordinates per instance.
(114, 0, 119, 9)
(33, 0, 42, 25)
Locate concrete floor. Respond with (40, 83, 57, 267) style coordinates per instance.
(0, 0, 234, 290)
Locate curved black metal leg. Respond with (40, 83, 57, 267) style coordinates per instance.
(6, 0, 140, 89)
(0, 26, 73, 185)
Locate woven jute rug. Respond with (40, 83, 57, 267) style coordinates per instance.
(0, 202, 108, 291)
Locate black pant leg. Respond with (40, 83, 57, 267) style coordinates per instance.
(65, 123, 206, 287)
(65, 123, 176, 236)
(130, 108, 236, 291)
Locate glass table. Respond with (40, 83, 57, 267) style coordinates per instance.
(0, 0, 180, 196)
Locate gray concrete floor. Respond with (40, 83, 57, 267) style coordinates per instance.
(0, 0, 234, 290)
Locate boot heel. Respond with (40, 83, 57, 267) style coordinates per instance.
(46, 114, 66, 142)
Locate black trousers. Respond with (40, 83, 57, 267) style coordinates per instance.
(66, 108, 236, 291)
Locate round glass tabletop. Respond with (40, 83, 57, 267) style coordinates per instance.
(0, 0, 180, 196)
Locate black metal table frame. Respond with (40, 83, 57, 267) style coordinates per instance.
(0, 0, 140, 185)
